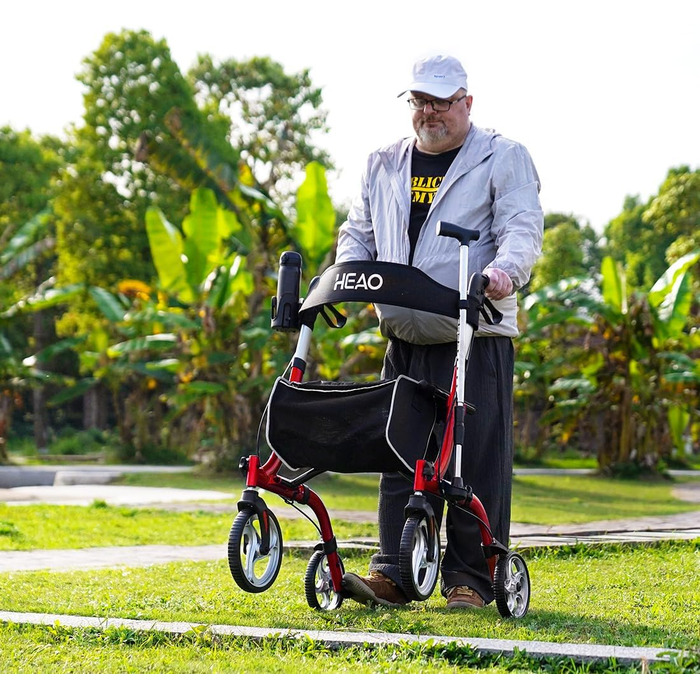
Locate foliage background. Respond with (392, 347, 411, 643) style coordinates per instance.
(1, 29, 698, 476)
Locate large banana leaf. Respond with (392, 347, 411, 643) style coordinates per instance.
(89, 287, 128, 323)
(600, 256, 627, 314)
(648, 250, 700, 338)
(0, 210, 52, 269)
(145, 207, 192, 303)
(648, 250, 700, 306)
(162, 106, 283, 224)
(182, 188, 222, 290)
(107, 333, 179, 358)
(124, 308, 200, 332)
(0, 283, 84, 318)
(22, 337, 85, 366)
(203, 255, 254, 310)
(524, 276, 581, 301)
(294, 162, 336, 270)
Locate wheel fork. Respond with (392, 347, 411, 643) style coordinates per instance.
(239, 452, 345, 594)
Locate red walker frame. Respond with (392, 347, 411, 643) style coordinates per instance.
(229, 221, 530, 618)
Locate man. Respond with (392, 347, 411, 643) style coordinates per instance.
(336, 54, 543, 609)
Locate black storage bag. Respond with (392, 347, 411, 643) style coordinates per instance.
(266, 375, 446, 474)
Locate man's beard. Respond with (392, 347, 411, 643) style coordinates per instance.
(417, 119, 448, 144)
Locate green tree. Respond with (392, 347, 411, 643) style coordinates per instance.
(645, 166, 700, 264)
(515, 213, 600, 457)
(604, 167, 700, 289)
(53, 30, 335, 438)
(188, 55, 332, 206)
(2, 31, 350, 462)
(529, 213, 600, 292)
(76, 29, 205, 218)
(604, 195, 657, 288)
(91, 168, 336, 464)
(0, 128, 63, 300)
(54, 27, 223, 334)
(51, 29, 200, 429)
(0, 127, 66, 451)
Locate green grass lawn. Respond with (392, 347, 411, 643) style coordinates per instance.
(117, 469, 699, 521)
(0, 501, 375, 551)
(1, 472, 696, 552)
(1, 473, 696, 552)
(511, 474, 698, 524)
(118, 469, 383, 510)
(1, 464, 698, 673)
(0, 541, 698, 673)
(6, 618, 692, 674)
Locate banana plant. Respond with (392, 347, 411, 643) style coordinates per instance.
(127, 163, 339, 460)
(521, 250, 700, 474)
(6, 163, 345, 463)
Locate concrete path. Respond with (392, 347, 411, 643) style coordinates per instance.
(0, 544, 228, 573)
(0, 464, 193, 488)
(1, 483, 234, 507)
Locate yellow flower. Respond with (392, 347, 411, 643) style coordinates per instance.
(118, 279, 152, 301)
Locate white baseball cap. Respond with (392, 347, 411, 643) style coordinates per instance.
(398, 55, 468, 99)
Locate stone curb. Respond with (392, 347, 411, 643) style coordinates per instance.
(0, 610, 684, 666)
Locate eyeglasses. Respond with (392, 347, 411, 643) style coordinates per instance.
(407, 95, 467, 112)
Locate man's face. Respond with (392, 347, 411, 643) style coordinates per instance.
(411, 90, 473, 154)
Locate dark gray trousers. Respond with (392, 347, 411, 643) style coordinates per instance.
(370, 335, 514, 603)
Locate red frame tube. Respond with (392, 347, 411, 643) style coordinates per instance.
(244, 451, 344, 592)
(468, 494, 499, 579)
(411, 365, 498, 581)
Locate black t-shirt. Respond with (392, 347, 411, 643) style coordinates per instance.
(408, 146, 461, 264)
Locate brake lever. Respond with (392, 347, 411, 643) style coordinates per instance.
(320, 304, 347, 329)
(481, 298, 503, 325)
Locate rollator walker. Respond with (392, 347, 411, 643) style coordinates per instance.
(227, 221, 531, 618)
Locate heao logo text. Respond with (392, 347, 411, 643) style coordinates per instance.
(333, 271, 384, 291)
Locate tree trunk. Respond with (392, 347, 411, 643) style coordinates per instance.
(33, 386, 49, 451)
(0, 394, 12, 464)
(83, 384, 108, 430)
(32, 311, 51, 451)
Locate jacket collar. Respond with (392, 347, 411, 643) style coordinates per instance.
(394, 123, 494, 163)
(424, 124, 494, 212)
(378, 125, 497, 219)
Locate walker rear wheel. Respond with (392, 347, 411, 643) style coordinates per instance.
(493, 552, 530, 618)
(399, 515, 440, 601)
(304, 550, 344, 611)
(228, 509, 283, 593)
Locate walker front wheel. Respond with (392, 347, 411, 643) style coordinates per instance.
(399, 515, 440, 601)
(228, 509, 283, 593)
(304, 550, 344, 611)
(493, 552, 530, 618)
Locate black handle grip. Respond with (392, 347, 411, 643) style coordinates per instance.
(271, 251, 302, 331)
(436, 221, 480, 246)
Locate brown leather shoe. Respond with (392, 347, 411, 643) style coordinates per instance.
(342, 571, 408, 607)
(445, 585, 485, 609)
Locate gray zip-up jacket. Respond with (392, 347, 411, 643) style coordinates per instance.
(336, 124, 543, 343)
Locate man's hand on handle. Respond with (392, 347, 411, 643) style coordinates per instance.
(484, 268, 513, 301)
